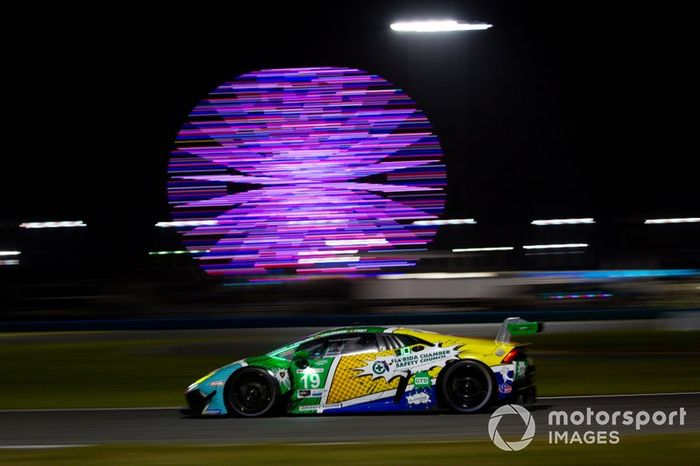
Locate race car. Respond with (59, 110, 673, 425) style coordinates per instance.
(183, 317, 541, 417)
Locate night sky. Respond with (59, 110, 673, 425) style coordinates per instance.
(4, 1, 698, 265)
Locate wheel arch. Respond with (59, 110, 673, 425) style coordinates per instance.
(223, 365, 282, 417)
(436, 358, 497, 412)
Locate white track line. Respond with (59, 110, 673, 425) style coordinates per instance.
(540, 391, 700, 400)
(0, 445, 87, 449)
(0, 406, 179, 413)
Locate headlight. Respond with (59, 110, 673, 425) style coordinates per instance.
(188, 371, 216, 391)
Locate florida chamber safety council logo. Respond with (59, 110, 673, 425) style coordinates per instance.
(488, 404, 536, 451)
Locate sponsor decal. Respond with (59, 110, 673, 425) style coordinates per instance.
(372, 361, 390, 375)
(299, 403, 341, 411)
(296, 367, 324, 374)
(298, 389, 326, 398)
(356, 344, 461, 382)
(407, 392, 431, 406)
(499, 383, 513, 394)
(413, 371, 431, 388)
(209, 380, 225, 387)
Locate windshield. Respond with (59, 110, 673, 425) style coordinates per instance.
(266, 332, 319, 359)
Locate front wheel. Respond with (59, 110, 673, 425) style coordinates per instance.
(439, 361, 494, 413)
(224, 367, 279, 417)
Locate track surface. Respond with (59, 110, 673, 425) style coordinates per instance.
(1, 394, 698, 446)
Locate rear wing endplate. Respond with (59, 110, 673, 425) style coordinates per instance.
(495, 317, 544, 343)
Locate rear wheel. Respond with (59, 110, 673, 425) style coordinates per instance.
(224, 368, 279, 417)
(439, 361, 494, 413)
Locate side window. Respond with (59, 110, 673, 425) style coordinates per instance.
(325, 334, 379, 356)
(343, 334, 379, 355)
(298, 337, 331, 358)
(298, 334, 380, 358)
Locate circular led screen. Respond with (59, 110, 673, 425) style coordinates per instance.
(168, 67, 446, 279)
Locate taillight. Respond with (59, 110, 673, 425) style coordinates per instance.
(502, 348, 521, 364)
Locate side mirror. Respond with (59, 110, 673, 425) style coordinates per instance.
(292, 350, 310, 369)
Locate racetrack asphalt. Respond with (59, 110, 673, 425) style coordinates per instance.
(1, 393, 698, 447)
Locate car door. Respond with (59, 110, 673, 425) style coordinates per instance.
(290, 333, 381, 413)
(365, 334, 438, 410)
(320, 333, 399, 411)
(288, 336, 336, 413)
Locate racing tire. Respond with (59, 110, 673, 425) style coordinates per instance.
(439, 360, 494, 413)
(224, 367, 279, 417)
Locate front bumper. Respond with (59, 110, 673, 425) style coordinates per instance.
(181, 389, 215, 416)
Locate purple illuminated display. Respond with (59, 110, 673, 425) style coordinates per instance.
(168, 67, 446, 278)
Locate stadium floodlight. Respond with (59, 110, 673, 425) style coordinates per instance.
(644, 217, 700, 224)
(19, 221, 86, 229)
(523, 243, 588, 250)
(390, 20, 492, 32)
(452, 246, 514, 252)
(155, 220, 219, 228)
(531, 218, 595, 226)
(413, 218, 476, 226)
(148, 249, 209, 255)
(0, 250, 21, 256)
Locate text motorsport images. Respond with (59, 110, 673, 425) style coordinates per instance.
(488, 404, 688, 451)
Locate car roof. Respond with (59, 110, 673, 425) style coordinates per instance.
(307, 326, 440, 339)
(309, 326, 389, 339)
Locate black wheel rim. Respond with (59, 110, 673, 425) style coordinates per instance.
(231, 372, 273, 415)
(446, 366, 489, 409)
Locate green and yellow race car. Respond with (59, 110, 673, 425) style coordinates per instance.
(183, 318, 541, 417)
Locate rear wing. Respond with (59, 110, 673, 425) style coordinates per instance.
(495, 317, 543, 343)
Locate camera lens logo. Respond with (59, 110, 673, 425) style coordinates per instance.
(488, 404, 536, 451)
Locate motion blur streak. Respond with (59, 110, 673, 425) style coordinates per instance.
(390, 20, 493, 32)
(531, 218, 595, 225)
(19, 221, 87, 229)
(155, 220, 218, 227)
(148, 250, 209, 256)
(644, 218, 700, 224)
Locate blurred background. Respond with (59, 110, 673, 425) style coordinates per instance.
(2, 1, 698, 326)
